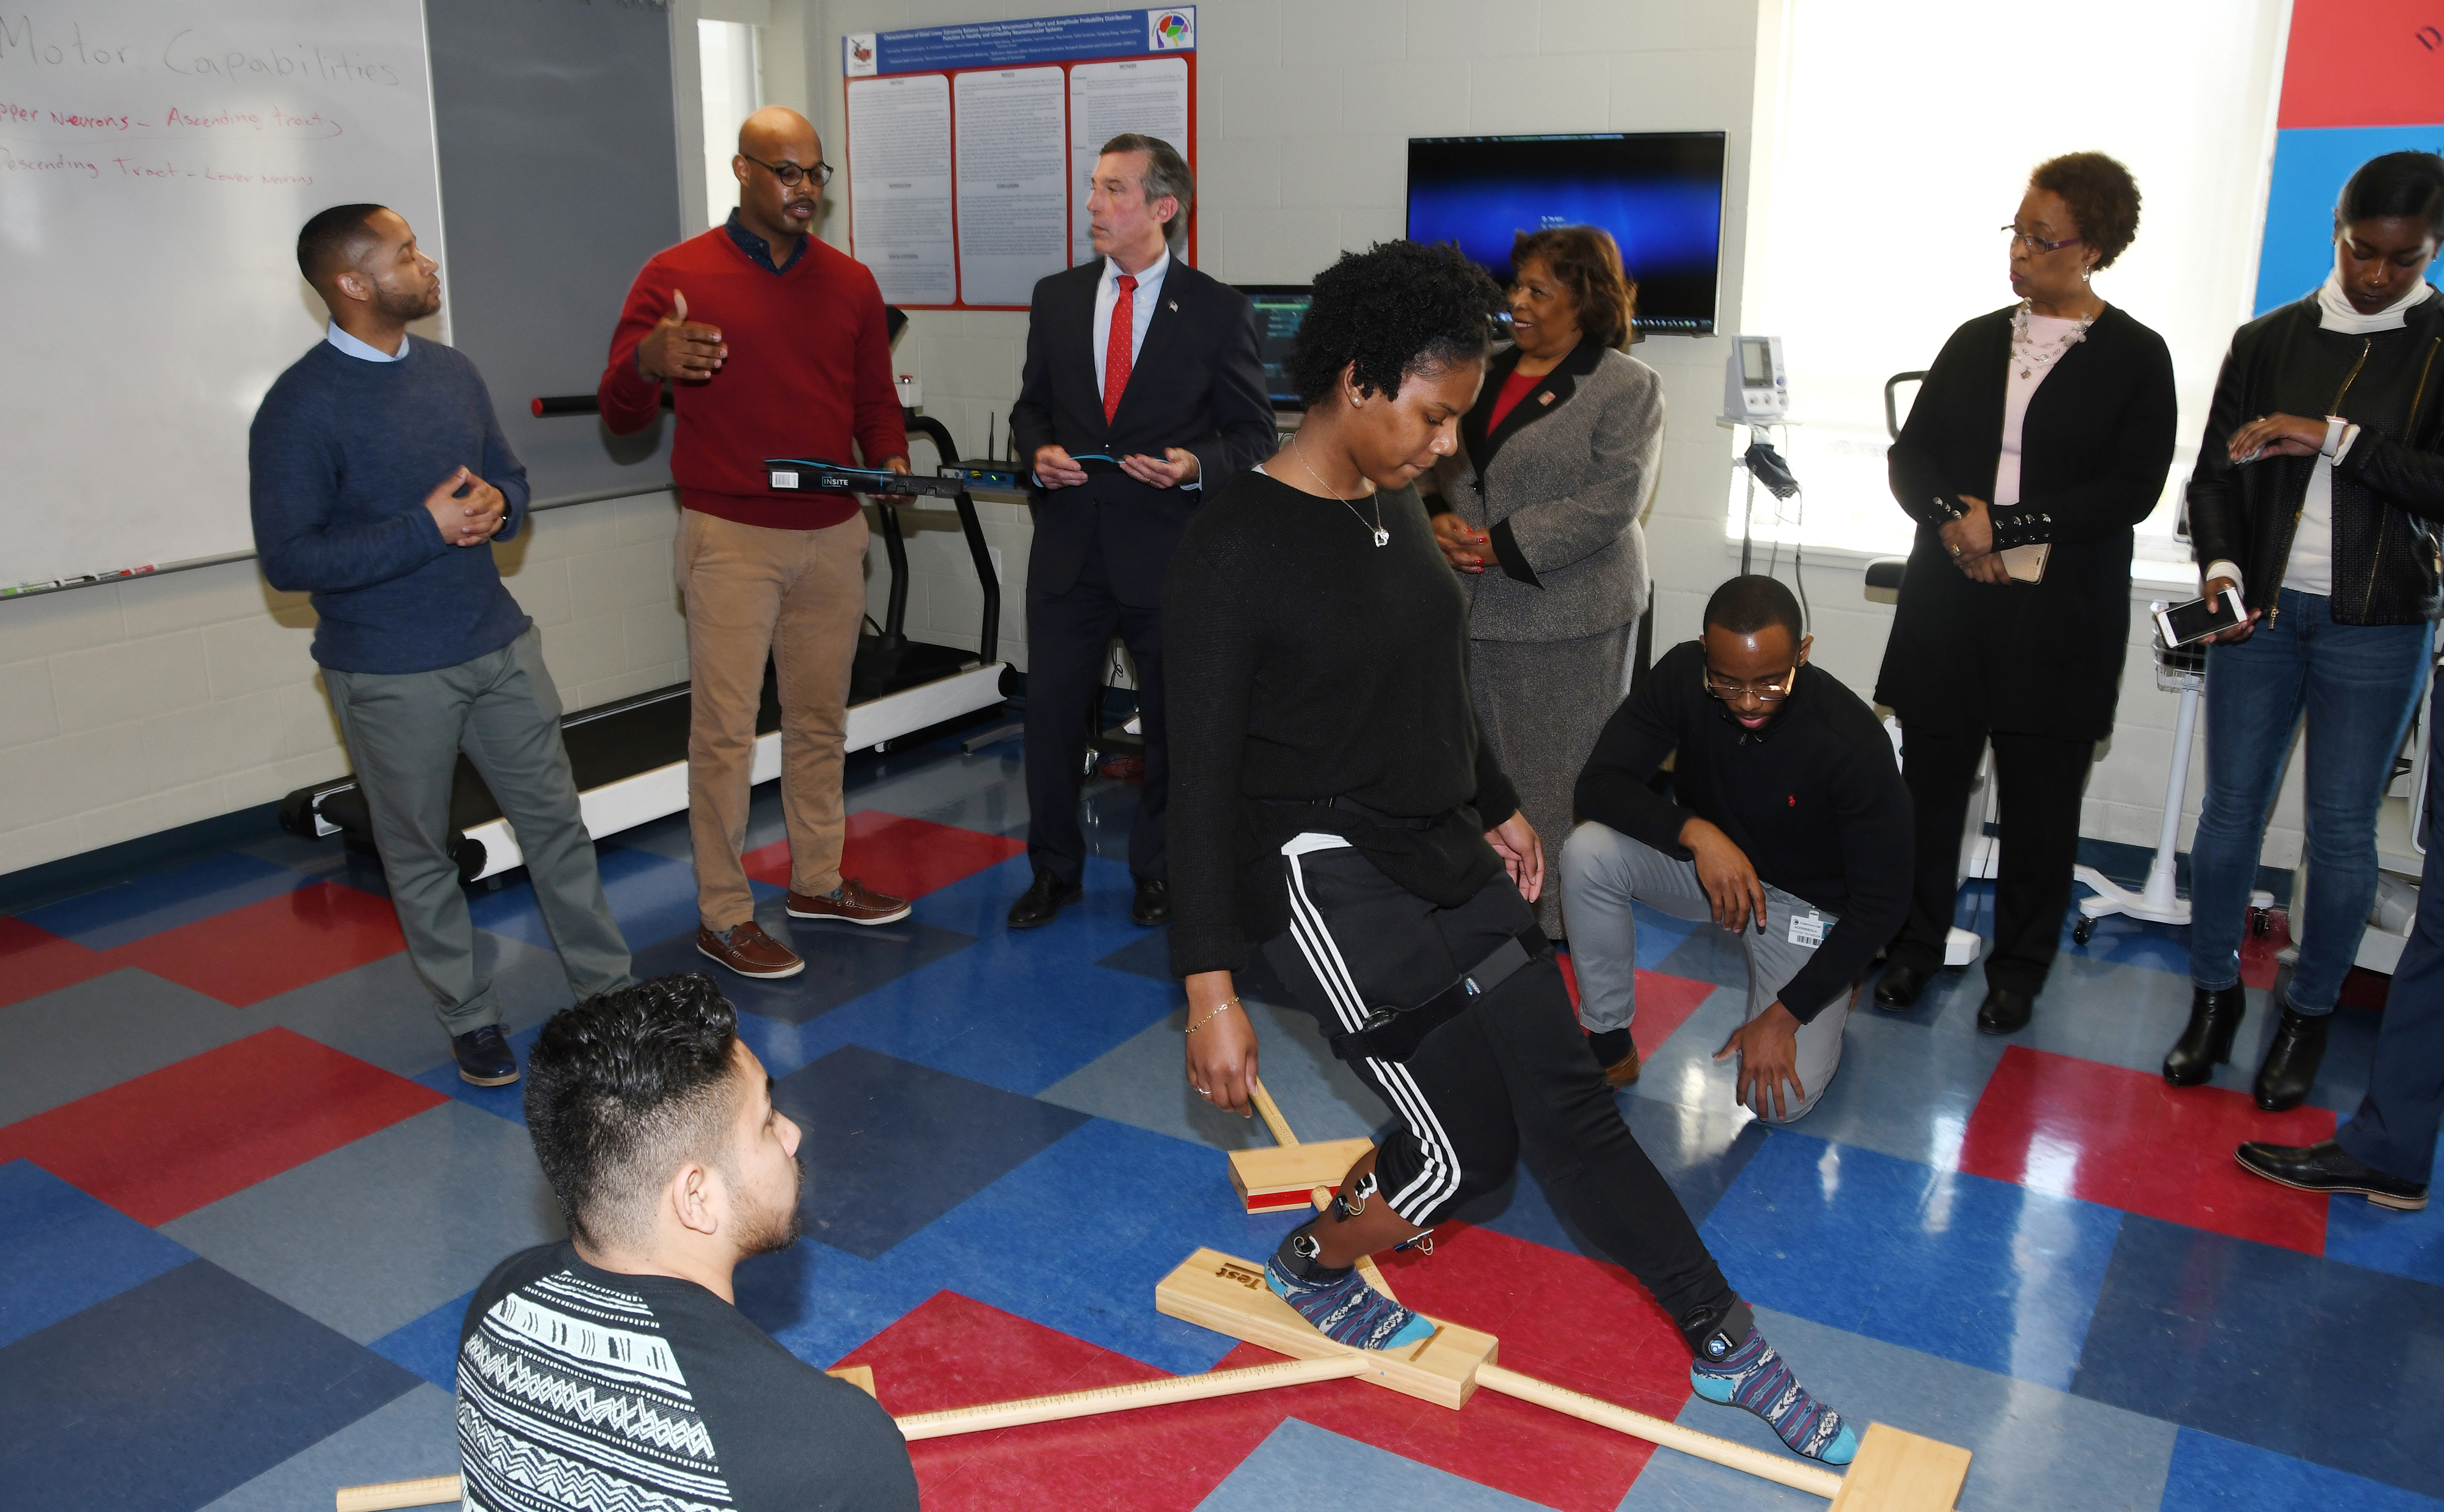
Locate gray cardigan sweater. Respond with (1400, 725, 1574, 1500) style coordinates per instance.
(1427, 338, 1662, 643)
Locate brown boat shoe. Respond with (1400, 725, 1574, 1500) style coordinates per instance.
(697, 920, 805, 979)
(787, 877, 912, 926)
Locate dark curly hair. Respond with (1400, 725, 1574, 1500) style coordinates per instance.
(2028, 152, 2141, 269)
(525, 973, 743, 1249)
(1510, 226, 1636, 349)
(1287, 241, 1506, 407)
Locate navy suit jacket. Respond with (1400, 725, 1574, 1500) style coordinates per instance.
(1009, 257, 1273, 607)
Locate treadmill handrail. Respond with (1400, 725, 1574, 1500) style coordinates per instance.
(901, 414, 1001, 668)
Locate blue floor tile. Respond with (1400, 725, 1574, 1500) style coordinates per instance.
(1700, 1131, 2123, 1390)
(777, 1045, 1088, 1260)
(368, 1290, 472, 1391)
(1194, 1417, 1554, 1511)
(0, 1259, 419, 1512)
(18, 851, 310, 949)
(0, 1160, 193, 1349)
(2159, 1425, 2444, 1511)
(2324, 1181, 2444, 1287)
(469, 840, 747, 954)
(626, 896, 977, 1031)
(2073, 1213, 2444, 1500)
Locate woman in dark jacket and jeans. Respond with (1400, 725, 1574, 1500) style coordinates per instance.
(2164, 151, 2444, 1111)
(1873, 153, 2178, 1035)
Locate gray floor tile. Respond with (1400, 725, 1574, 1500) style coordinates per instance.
(0, 968, 251, 1126)
(197, 1383, 458, 1512)
(162, 1101, 563, 1343)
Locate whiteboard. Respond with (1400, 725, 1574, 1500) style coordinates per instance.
(0, 0, 447, 588)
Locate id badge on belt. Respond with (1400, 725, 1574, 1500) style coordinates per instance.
(1787, 910, 1826, 949)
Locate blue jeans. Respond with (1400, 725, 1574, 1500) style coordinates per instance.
(2187, 589, 2430, 1013)
(2337, 679, 2444, 1184)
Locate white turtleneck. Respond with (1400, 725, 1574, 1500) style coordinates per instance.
(2204, 265, 2437, 599)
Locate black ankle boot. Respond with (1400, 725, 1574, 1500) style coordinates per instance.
(2253, 1004, 2330, 1112)
(2162, 985, 2247, 1087)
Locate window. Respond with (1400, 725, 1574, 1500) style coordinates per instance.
(699, 20, 764, 232)
(1734, 0, 2290, 565)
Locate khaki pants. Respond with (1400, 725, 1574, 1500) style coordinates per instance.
(676, 508, 869, 930)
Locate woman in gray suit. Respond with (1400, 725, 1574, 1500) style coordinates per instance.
(1427, 227, 1660, 946)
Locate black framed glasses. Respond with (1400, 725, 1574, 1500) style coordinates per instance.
(2001, 224, 2082, 256)
(1702, 663, 1799, 704)
(743, 153, 834, 189)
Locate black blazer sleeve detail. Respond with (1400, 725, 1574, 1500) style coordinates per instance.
(1487, 518, 1542, 585)
(1887, 318, 1989, 528)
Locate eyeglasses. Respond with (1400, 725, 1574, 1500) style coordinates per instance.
(744, 153, 834, 189)
(1703, 663, 1799, 704)
(2001, 224, 2082, 257)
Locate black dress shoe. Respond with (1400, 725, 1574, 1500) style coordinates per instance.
(1130, 877, 1170, 926)
(1007, 869, 1084, 929)
(2162, 984, 2247, 1086)
(1873, 963, 1930, 1010)
(2236, 1138, 2428, 1210)
(1976, 985, 2035, 1035)
(2252, 1004, 2329, 1112)
(450, 1024, 520, 1087)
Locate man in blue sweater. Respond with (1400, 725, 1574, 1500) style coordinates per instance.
(250, 203, 632, 1086)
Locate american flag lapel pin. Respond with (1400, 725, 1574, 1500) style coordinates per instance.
(1538, 392, 1556, 405)
(1168, 299, 1178, 312)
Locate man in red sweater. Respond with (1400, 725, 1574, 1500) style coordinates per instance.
(599, 106, 911, 981)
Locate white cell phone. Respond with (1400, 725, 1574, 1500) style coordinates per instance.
(2156, 586, 2246, 646)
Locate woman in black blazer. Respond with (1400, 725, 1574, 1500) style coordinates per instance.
(1872, 153, 2178, 1035)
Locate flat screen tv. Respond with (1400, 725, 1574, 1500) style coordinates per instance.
(1406, 133, 1727, 335)
(1237, 285, 1313, 410)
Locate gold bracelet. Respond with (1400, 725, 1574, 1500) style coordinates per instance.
(1184, 996, 1241, 1034)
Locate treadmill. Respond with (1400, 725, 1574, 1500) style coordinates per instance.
(279, 400, 1017, 886)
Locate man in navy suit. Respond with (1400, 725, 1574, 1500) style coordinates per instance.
(1006, 133, 1273, 929)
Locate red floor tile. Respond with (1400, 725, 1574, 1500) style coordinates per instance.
(836, 1224, 1691, 1512)
(1559, 954, 1717, 1062)
(0, 1027, 446, 1224)
(109, 882, 405, 1007)
(1957, 1045, 2335, 1254)
(840, 1291, 1284, 1512)
(0, 917, 116, 1008)
(744, 811, 1025, 900)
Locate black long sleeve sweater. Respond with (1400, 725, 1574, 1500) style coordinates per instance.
(1164, 470, 1523, 977)
(1573, 641, 1913, 1018)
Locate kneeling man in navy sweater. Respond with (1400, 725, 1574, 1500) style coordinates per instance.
(249, 204, 632, 1087)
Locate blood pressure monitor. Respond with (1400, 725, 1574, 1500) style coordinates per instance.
(1723, 335, 1788, 421)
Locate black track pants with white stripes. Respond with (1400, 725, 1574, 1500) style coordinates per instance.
(1258, 835, 1736, 1332)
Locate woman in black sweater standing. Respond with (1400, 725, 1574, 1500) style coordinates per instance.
(1873, 153, 2179, 1035)
(1165, 241, 1856, 1466)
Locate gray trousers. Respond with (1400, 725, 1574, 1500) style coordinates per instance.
(324, 626, 632, 1036)
(1559, 820, 1853, 1123)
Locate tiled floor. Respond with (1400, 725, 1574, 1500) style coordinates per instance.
(2, 725, 2439, 1510)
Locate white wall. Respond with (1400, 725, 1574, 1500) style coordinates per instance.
(0, 0, 2308, 879)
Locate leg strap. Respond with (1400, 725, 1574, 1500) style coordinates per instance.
(1325, 923, 1550, 1064)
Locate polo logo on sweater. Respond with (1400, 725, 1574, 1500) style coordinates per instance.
(1787, 794, 1796, 806)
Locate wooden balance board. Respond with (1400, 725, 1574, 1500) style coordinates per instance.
(1155, 1246, 1972, 1510)
(1228, 1079, 1373, 1213)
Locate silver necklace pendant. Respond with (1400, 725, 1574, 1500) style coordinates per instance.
(1372, 526, 1390, 548)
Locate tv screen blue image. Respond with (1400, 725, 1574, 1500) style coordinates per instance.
(1407, 134, 1726, 334)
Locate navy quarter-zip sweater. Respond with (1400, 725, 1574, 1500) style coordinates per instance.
(249, 340, 532, 674)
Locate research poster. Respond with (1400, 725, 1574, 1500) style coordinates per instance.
(845, 73, 955, 306)
(841, 8, 1197, 309)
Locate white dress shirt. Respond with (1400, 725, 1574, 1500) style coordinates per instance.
(326, 320, 408, 362)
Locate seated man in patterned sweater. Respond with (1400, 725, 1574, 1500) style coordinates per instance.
(456, 974, 915, 1511)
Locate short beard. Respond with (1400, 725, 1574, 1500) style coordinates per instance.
(374, 284, 440, 323)
(731, 1154, 806, 1258)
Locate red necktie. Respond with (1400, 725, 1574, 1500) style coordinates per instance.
(1103, 273, 1136, 425)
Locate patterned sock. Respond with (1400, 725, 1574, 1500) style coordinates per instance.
(1266, 1225, 1434, 1351)
(1689, 1327, 1858, 1464)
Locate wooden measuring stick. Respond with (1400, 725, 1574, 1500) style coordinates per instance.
(1475, 1364, 1846, 1500)
(335, 1359, 1374, 1507)
(335, 1477, 459, 1511)
(895, 1353, 1369, 1441)
(1250, 1078, 1298, 1145)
